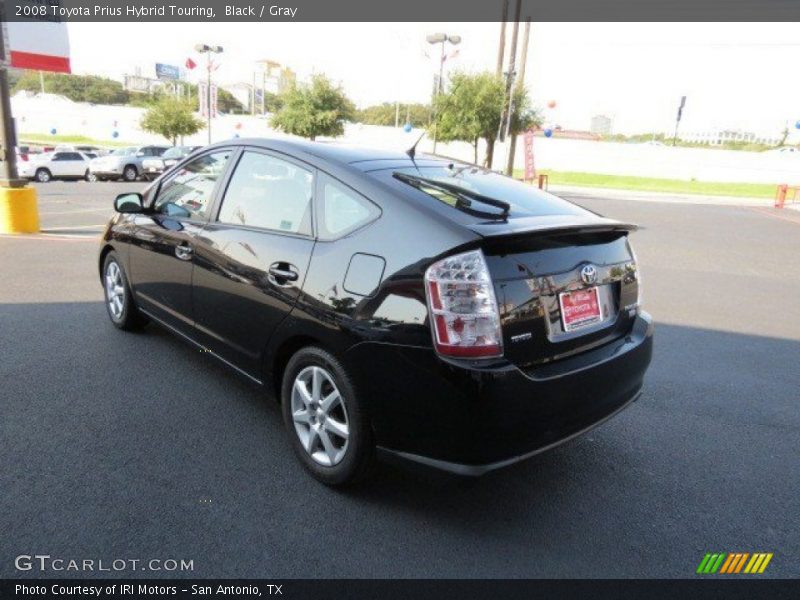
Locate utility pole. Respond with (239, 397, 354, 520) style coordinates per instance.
(0, 9, 38, 234)
(497, 0, 521, 173)
(672, 95, 687, 147)
(506, 17, 530, 176)
(496, 0, 509, 76)
(0, 23, 23, 187)
(251, 72, 256, 116)
(195, 44, 223, 145)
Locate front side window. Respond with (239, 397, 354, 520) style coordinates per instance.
(154, 150, 232, 219)
(318, 173, 379, 240)
(217, 151, 313, 235)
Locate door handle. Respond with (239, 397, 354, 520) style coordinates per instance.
(268, 264, 299, 283)
(175, 244, 193, 261)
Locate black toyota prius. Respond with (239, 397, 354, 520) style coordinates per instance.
(99, 138, 653, 485)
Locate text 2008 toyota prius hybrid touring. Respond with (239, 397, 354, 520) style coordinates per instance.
(98, 139, 653, 485)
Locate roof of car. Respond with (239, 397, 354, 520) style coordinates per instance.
(222, 137, 451, 170)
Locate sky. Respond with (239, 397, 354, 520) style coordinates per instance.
(66, 22, 800, 137)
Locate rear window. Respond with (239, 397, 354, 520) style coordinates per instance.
(388, 166, 587, 219)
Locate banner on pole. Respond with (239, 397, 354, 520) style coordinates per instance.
(523, 129, 536, 182)
(210, 83, 218, 118)
(4, 19, 71, 73)
(198, 82, 208, 118)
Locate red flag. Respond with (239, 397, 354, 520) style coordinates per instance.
(185, 57, 197, 70)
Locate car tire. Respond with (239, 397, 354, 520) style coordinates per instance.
(35, 168, 51, 183)
(123, 165, 138, 181)
(281, 346, 375, 486)
(86, 171, 97, 182)
(102, 251, 148, 331)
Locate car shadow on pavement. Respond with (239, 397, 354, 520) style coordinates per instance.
(1, 301, 798, 577)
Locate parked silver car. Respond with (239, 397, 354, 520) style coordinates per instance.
(18, 150, 94, 182)
(141, 145, 200, 180)
(88, 145, 169, 182)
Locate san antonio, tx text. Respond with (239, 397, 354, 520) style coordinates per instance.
(16, 584, 281, 596)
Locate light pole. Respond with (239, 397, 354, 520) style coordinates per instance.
(195, 44, 223, 144)
(426, 32, 461, 153)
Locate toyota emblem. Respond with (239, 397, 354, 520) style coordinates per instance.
(580, 264, 598, 285)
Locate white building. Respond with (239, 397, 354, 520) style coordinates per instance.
(590, 114, 613, 136)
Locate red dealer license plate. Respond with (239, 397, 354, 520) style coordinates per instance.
(559, 287, 603, 332)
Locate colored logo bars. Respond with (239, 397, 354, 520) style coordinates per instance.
(696, 552, 773, 574)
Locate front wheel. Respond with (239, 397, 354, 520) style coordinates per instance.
(122, 165, 138, 182)
(281, 347, 374, 486)
(102, 252, 147, 331)
(85, 170, 97, 182)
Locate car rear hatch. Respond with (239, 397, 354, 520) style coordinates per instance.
(378, 165, 642, 368)
(477, 218, 640, 368)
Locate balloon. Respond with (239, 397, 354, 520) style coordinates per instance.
(403, 123, 412, 133)
(50, 128, 57, 135)
(547, 100, 557, 109)
(235, 122, 242, 130)
(112, 131, 119, 139)
(795, 120, 800, 130)
(544, 128, 553, 138)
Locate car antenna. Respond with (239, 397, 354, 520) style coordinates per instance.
(406, 131, 426, 162)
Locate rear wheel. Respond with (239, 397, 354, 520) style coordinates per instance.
(85, 170, 97, 182)
(102, 252, 147, 331)
(35, 168, 51, 183)
(281, 347, 374, 486)
(123, 165, 138, 182)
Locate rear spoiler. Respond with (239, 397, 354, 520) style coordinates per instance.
(467, 215, 638, 239)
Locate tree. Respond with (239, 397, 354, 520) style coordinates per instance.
(140, 97, 204, 145)
(13, 70, 130, 105)
(433, 71, 540, 166)
(271, 74, 355, 141)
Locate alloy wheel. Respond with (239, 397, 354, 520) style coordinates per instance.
(123, 166, 137, 181)
(291, 366, 350, 467)
(105, 261, 125, 321)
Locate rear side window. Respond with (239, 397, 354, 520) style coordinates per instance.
(218, 151, 314, 235)
(154, 150, 232, 219)
(318, 173, 380, 240)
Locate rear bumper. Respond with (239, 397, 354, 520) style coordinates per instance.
(345, 312, 654, 474)
(90, 166, 124, 176)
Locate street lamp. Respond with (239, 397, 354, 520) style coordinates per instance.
(195, 43, 224, 144)
(426, 33, 460, 153)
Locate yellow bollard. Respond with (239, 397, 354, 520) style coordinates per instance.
(0, 185, 39, 233)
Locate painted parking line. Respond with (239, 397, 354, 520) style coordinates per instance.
(749, 206, 800, 225)
(39, 207, 112, 216)
(0, 233, 99, 242)
(41, 224, 106, 230)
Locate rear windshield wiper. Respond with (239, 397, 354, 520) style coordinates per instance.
(393, 172, 510, 221)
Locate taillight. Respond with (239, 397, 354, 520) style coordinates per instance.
(424, 249, 503, 359)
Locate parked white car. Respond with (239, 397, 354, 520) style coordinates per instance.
(17, 150, 94, 182)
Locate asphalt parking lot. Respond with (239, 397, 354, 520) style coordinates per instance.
(1, 181, 799, 578)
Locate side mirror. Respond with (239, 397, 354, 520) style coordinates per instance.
(114, 193, 144, 213)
